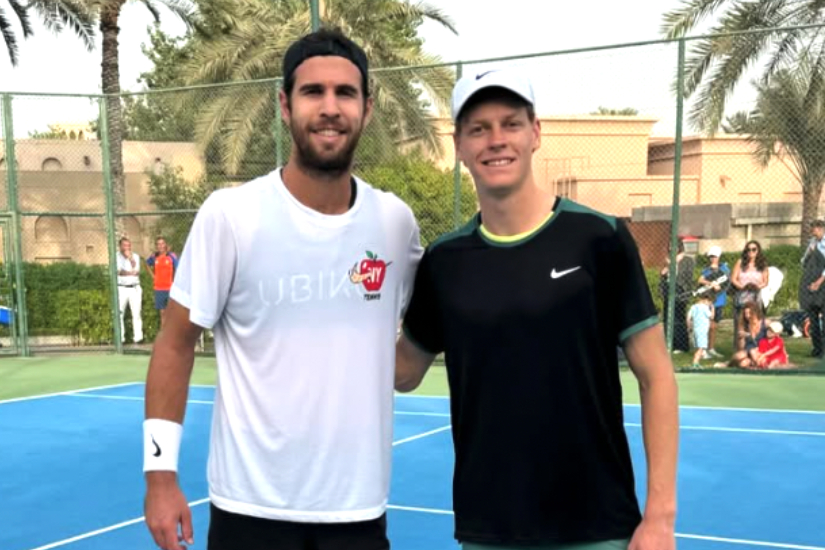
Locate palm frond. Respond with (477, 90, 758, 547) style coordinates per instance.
(8, 0, 33, 36)
(184, 0, 456, 171)
(153, 0, 197, 29)
(660, 0, 731, 39)
(30, 0, 96, 50)
(140, 0, 162, 22)
(218, 90, 273, 174)
(683, 0, 791, 133)
(0, 4, 22, 66)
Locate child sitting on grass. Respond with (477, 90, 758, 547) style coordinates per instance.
(755, 321, 791, 369)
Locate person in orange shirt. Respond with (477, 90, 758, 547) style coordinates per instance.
(146, 236, 178, 329)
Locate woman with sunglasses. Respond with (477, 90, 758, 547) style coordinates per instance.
(731, 240, 770, 350)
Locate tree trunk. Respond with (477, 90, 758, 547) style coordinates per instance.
(100, 0, 127, 238)
(800, 179, 824, 248)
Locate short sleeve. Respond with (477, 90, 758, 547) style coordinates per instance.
(170, 191, 237, 330)
(401, 248, 444, 355)
(614, 219, 660, 344)
(146, 255, 155, 268)
(399, 218, 424, 317)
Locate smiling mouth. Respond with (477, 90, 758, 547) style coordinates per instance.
(482, 158, 514, 167)
(313, 128, 345, 137)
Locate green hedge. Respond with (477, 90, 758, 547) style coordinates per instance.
(23, 261, 160, 345)
(10, 243, 812, 345)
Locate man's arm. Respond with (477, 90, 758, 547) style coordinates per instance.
(396, 332, 437, 392)
(623, 324, 679, 550)
(144, 300, 203, 550)
(145, 300, 202, 423)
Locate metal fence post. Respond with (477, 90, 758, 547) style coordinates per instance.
(665, 39, 687, 352)
(452, 62, 464, 230)
(2, 94, 30, 356)
(98, 97, 123, 353)
(275, 78, 284, 167)
(310, 0, 320, 30)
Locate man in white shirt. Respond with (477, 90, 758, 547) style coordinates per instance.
(116, 237, 143, 344)
(142, 28, 423, 550)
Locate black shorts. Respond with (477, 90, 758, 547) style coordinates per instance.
(713, 305, 725, 323)
(207, 503, 390, 550)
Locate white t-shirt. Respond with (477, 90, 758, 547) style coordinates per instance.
(116, 252, 141, 286)
(170, 169, 423, 523)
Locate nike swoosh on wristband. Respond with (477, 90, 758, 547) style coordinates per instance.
(551, 266, 581, 279)
(151, 435, 161, 457)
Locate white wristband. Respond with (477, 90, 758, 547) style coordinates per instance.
(143, 419, 183, 472)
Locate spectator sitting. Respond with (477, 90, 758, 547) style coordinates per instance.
(716, 302, 768, 368)
(755, 321, 792, 369)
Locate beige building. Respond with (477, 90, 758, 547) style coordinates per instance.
(433, 116, 807, 216)
(433, 115, 810, 254)
(0, 115, 813, 264)
(0, 139, 205, 263)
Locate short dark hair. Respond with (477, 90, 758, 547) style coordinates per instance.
(454, 87, 535, 134)
(119, 237, 130, 245)
(812, 219, 825, 228)
(282, 27, 369, 99)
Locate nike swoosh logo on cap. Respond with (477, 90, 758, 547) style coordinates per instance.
(476, 70, 495, 80)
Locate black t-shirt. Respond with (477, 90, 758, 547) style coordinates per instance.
(402, 197, 659, 545)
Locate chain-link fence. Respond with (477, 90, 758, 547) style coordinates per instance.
(1, 27, 824, 372)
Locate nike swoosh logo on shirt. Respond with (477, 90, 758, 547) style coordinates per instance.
(551, 266, 581, 279)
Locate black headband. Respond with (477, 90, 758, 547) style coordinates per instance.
(282, 34, 369, 93)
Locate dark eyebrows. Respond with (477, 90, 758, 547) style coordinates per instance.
(296, 82, 361, 96)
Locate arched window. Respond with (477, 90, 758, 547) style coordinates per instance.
(35, 216, 69, 242)
(41, 158, 63, 171)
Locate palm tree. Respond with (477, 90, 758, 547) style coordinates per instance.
(178, 0, 457, 176)
(661, 0, 825, 134)
(724, 57, 825, 245)
(89, 0, 195, 232)
(1, 0, 95, 66)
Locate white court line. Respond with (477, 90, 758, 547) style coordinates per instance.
(67, 393, 215, 406)
(26, 498, 211, 550)
(386, 506, 825, 550)
(623, 403, 825, 416)
(58, 395, 825, 436)
(64, 394, 453, 417)
(394, 411, 451, 418)
(396, 395, 825, 416)
(624, 423, 825, 437)
(20, 426, 451, 550)
(392, 425, 451, 445)
(191, 385, 825, 415)
(0, 382, 141, 405)
(676, 534, 825, 550)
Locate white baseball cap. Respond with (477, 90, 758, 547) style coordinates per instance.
(451, 67, 536, 122)
(769, 321, 783, 334)
(706, 245, 722, 258)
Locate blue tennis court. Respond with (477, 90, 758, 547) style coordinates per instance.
(1, 382, 823, 550)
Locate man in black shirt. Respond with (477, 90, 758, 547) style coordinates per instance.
(396, 68, 679, 550)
